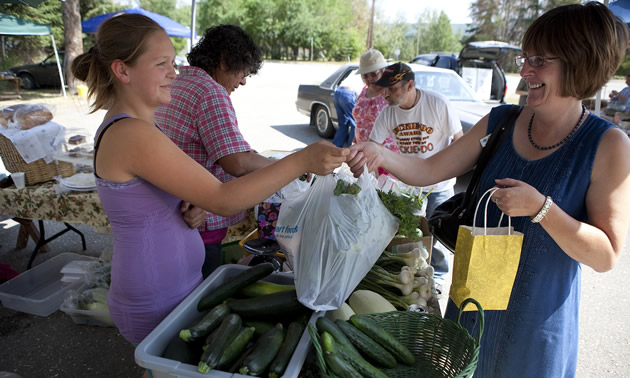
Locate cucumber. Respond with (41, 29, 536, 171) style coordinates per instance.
(349, 315, 415, 366)
(227, 289, 308, 320)
(197, 263, 274, 311)
(239, 323, 285, 376)
(268, 320, 306, 378)
(161, 332, 203, 365)
(324, 351, 362, 378)
(322, 331, 389, 378)
(198, 314, 242, 374)
(217, 326, 256, 368)
(179, 303, 230, 342)
(315, 317, 361, 359)
(244, 320, 275, 337)
(335, 319, 397, 368)
(238, 280, 295, 297)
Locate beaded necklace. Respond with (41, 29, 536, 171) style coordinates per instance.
(528, 104, 586, 151)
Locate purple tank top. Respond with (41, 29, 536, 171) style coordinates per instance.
(94, 114, 204, 344)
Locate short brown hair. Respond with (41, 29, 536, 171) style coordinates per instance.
(522, 2, 629, 99)
(71, 14, 165, 112)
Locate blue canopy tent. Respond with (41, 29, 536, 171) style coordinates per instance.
(610, 0, 630, 24)
(81, 8, 191, 38)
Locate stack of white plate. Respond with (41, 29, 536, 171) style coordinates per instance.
(59, 172, 96, 192)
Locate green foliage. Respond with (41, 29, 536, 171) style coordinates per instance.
(195, 0, 364, 61)
(376, 190, 421, 239)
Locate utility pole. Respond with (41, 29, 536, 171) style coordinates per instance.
(367, 0, 375, 49)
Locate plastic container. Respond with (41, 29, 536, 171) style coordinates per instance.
(135, 264, 324, 378)
(59, 283, 113, 327)
(0, 253, 98, 317)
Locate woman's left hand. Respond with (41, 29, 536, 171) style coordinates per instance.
(492, 178, 546, 218)
(181, 201, 207, 229)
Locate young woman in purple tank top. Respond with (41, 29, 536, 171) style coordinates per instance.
(70, 14, 349, 373)
(345, 3, 630, 376)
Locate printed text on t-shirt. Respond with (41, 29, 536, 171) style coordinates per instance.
(392, 122, 434, 154)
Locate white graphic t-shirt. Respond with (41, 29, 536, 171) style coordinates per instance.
(370, 89, 462, 192)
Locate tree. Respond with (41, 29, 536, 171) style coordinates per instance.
(61, 0, 82, 93)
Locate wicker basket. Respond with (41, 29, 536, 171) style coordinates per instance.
(0, 134, 74, 185)
(309, 298, 484, 378)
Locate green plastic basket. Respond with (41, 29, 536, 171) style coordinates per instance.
(308, 297, 484, 378)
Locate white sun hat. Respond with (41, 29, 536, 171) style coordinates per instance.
(355, 49, 388, 75)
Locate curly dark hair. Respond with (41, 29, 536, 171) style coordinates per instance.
(187, 25, 262, 76)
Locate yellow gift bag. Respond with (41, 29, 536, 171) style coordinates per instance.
(449, 188, 524, 311)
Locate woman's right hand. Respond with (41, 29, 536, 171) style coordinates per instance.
(347, 142, 383, 177)
(301, 140, 349, 175)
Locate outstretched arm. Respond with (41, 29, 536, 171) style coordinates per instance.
(347, 114, 490, 186)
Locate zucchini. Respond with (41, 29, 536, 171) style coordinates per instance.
(324, 351, 362, 378)
(335, 319, 397, 368)
(239, 323, 285, 376)
(315, 317, 361, 359)
(238, 280, 295, 297)
(179, 303, 230, 342)
(217, 326, 256, 368)
(244, 320, 276, 337)
(268, 320, 306, 378)
(322, 331, 388, 378)
(197, 263, 274, 311)
(349, 315, 415, 366)
(198, 314, 242, 373)
(227, 289, 308, 320)
(161, 332, 203, 365)
(227, 344, 254, 373)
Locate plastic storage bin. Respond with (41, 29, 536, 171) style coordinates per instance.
(0, 253, 98, 317)
(59, 283, 113, 327)
(135, 264, 324, 378)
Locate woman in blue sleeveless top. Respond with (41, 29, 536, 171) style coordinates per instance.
(346, 3, 630, 376)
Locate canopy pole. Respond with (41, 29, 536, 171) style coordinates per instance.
(190, 0, 196, 52)
(50, 34, 66, 97)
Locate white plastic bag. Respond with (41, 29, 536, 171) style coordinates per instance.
(275, 168, 399, 311)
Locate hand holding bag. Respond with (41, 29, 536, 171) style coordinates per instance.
(449, 188, 524, 311)
(428, 105, 522, 252)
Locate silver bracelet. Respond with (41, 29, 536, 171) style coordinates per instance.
(531, 196, 553, 223)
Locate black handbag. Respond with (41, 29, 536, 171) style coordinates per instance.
(428, 105, 522, 252)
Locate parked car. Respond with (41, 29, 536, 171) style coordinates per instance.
(458, 41, 521, 103)
(409, 42, 521, 103)
(9, 52, 65, 90)
(296, 63, 497, 138)
(410, 52, 459, 71)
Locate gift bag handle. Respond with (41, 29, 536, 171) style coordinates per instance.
(472, 187, 512, 235)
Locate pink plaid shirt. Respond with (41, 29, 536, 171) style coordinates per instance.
(352, 86, 400, 153)
(155, 66, 251, 232)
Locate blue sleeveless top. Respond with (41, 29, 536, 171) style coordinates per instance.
(444, 105, 614, 377)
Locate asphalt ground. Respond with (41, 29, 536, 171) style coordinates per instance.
(0, 62, 629, 377)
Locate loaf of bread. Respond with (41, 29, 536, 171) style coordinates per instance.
(14, 104, 53, 129)
(0, 104, 28, 128)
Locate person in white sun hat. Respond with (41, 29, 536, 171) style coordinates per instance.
(352, 49, 400, 173)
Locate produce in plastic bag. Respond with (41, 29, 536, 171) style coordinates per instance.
(275, 168, 399, 311)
